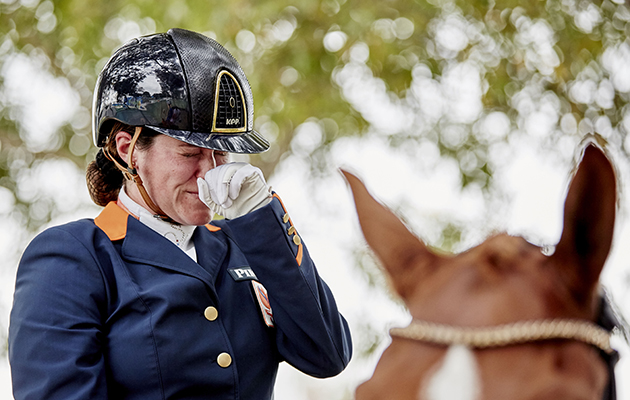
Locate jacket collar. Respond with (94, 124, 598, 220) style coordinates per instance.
(94, 202, 226, 291)
(94, 202, 133, 241)
(94, 201, 221, 241)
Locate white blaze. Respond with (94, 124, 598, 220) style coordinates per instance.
(420, 345, 481, 400)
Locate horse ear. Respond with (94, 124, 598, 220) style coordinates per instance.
(552, 144, 616, 307)
(342, 169, 438, 300)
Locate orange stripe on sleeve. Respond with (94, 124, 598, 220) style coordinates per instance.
(296, 241, 303, 266)
(272, 193, 303, 266)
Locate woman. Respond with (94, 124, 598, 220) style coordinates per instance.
(9, 28, 352, 399)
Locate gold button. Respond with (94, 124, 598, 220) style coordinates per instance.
(204, 306, 218, 321)
(287, 226, 296, 235)
(293, 235, 301, 245)
(282, 213, 290, 223)
(217, 352, 232, 368)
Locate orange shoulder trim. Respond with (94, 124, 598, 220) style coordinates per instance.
(94, 202, 131, 241)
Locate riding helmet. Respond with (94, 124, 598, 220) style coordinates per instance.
(92, 28, 269, 154)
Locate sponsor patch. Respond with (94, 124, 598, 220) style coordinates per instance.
(251, 280, 274, 327)
(228, 266, 258, 281)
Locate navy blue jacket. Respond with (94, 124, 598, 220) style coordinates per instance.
(9, 195, 352, 399)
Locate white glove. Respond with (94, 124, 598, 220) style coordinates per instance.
(197, 162, 272, 219)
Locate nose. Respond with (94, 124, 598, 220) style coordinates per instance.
(197, 149, 226, 178)
(196, 150, 215, 178)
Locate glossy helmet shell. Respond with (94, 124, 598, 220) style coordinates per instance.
(92, 28, 269, 154)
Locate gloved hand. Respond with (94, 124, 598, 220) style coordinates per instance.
(197, 162, 272, 220)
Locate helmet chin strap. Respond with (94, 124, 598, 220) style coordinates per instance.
(105, 127, 176, 223)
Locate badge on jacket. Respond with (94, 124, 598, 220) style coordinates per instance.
(228, 267, 274, 328)
(251, 280, 274, 328)
(228, 266, 258, 281)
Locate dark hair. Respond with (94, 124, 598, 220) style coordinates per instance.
(86, 123, 159, 206)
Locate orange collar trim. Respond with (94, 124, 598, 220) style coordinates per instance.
(95, 202, 222, 241)
(94, 202, 133, 241)
(205, 223, 221, 232)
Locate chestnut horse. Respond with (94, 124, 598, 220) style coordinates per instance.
(344, 143, 618, 400)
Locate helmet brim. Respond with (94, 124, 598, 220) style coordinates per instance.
(147, 126, 270, 154)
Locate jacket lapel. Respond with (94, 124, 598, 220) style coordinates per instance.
(121, 217, 227, 289)
(95, 202, 228, 290)
(193, 225, 228, 280)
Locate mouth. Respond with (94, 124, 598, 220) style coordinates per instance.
(183, 190, 201, 200)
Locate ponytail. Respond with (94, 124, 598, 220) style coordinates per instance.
(86, 142, 124, 207)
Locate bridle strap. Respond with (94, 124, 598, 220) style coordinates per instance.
(104, 127, 172, 222)
(126, 127, 171, 220)
(390, 318, 613, 354)
(126, 126, 141, 175)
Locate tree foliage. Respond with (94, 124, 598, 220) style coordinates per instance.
(1, 0, 629, 232)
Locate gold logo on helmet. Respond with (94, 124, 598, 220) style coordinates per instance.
(212, 70, 247, 134)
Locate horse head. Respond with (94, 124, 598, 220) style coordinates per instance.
(345, 143, 617, 400)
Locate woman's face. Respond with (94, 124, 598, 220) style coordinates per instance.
(127, 134, 229, 225)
